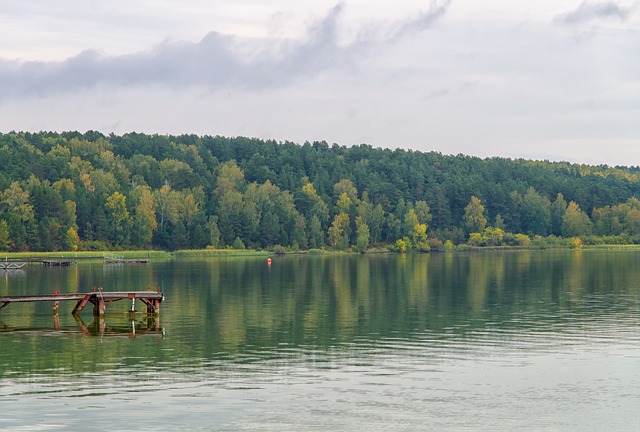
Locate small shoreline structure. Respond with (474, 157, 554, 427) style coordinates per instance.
(0, 261, 26, 270)
(104, 254, 149, 264)
(2, 257, 73, 268)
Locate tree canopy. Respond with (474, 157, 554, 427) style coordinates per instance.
(1, 131, 640, 252)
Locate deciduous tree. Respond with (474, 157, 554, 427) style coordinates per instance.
(562, 201, 593, 237)
(463, 196, 487, 234)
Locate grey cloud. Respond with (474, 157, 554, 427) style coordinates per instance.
(0, 32, 243, 97)
(558, 1, 631, 24)
(0, 2, 451, 98)
(397, 0, 452, 37)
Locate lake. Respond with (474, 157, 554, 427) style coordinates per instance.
(1, 251, 639, 431)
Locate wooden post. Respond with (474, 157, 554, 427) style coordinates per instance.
(72, 294, 92, 315)
(98, 316, 106, 336)
(53, 290, 60, 316)
(93, 295, 105, 316)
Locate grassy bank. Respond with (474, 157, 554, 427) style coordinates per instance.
(172, 249, 270, 258)
(1, 250, 171, 261)
(583, 244, 640, 250)
(1, 249, 273, 261)
(4, 243, 640, 262)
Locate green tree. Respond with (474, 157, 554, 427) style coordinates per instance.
(414, 200, 432, 229)
(292, 213, 308, 250)
(520, 187, 551, 236)
(105, 191, 131, 246)
(403, 208, 420, 239)
(550, 193, 568, 236)
(336, 192, 353, 215)
(384, 213, 402, 243)
(232, 236, 246, 250)
(483, 227, 504, 246)
(215, 161, 247, 246)
(394, 237, 410, 253)
(463, 196, 487, 234)
(159, 158, 198, 190)
(412, 223, 430, 251)
(215, 161, 245, 196)
(176, 190, 200, 230)
(209, 216, 221, 248)
(52, 178, 76, 201)
(63, 227, 80, 251)
(154, 184, 179, 227)
(130, 185, 157, 247)
(333, 179, 358, 203)
(624, 207, 640, 236)
(1, 181, 34, 221)
(503, 190, 522, 233)
(218, 190, 244, 246)
(0, 220, 10, 251)
(328, 212, 350, 249)
(170, 220, 189, 250)
(309, 214, 325, 248)
(355, 216, 370, 253)
(39, 218, 63, 251)
(562, 201, 593, 237)
(357, 194, 385, 244)
(298, 178, 329, 227)
(62, 200, 77, 229)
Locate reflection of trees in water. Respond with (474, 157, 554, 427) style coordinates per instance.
(194, 252, 640, 351)
(3, 252, 640, 375)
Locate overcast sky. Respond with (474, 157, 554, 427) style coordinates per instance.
(1, 1, 638, 166)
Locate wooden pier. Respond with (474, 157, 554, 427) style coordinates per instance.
(105, 258, 149, 264)
(41, 259, 73, 266)
(103, 254, 149, 265)
(0, 289, 164, 316)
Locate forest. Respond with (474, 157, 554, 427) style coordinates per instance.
(1, 131, 640, 252)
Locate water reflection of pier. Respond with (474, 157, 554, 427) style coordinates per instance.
(0, 316, 163, 338)
(73, 315, 164, 337)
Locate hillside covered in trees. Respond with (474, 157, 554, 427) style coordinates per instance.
(1, 131, 640, 252)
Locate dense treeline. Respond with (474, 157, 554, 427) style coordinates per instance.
(1, 131, 640, 252)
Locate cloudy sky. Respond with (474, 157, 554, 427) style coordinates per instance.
(0, 1, 638, 166)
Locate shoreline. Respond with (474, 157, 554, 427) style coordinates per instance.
(3, 243, 640, 261)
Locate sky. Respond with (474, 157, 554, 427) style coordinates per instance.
(0, 0, 639, 166)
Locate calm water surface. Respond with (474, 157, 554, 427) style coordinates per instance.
(1, 251, 639, 431)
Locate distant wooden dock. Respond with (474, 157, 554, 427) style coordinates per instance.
(0, 289, 164, 316)
(1, 258, 73, 268)
(105, 258, 149, 264)
(103, 254, 149, 264)
(0, 262, 26, 270)
(41, 259, 73, 266)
